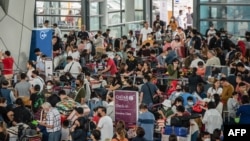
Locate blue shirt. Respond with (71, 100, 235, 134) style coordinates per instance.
(180, 93, 197, 107)
(236, 104, 250, 124)
(137, 111, 155, 141)
(141, 82, 158, 105)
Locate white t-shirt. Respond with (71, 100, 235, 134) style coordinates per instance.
(63, 61, 82, 78)
(207, 87, 223, 98)
(97, 115, 114, 141)
(140, 27, 153, 42)
(71, 51, 80, 61)
(177, 14, 186, 29)
(54, 27, 62, 38)
(31, 76, 45, 92)
(190, 58, 205, 68)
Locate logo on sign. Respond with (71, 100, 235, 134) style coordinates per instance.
(116, 95, 134, 101)
(40, 31, 47, 40)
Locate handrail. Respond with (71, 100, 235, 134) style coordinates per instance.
(107, 20, 144, 27)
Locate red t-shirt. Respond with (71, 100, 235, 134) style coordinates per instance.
(107, 58, 118, 75)
(92, 115, 100, 125)
(2, 57, 14, 75)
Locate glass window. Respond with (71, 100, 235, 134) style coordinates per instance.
(108, 12, 121, 25)
(107, 0, 123, 11)
(90, 17, 100, 31)
(135, 11, 143, 21)
(109, 26, 122, 38)
(200, 21, 250, 37)
(200, 5, 250, 20)
(135, 0, 143, 10)
(90, 2, 99, 15)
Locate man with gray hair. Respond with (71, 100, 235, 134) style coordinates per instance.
(205, 50, 221, 66)
(39, 102, 61, 141)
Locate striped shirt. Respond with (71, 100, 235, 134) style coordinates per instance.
(45, 108, 61, 132)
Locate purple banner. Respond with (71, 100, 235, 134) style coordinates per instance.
(114, 90, 138, 125)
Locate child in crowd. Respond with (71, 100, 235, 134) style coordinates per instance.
(61, 120, 70, 141)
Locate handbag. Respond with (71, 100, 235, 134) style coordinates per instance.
(192, 101, 203, 113)
(234, 114, 240, 124)
(146, 83, 161, 104)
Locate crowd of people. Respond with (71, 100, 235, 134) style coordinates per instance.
(0, 10, 250, 141)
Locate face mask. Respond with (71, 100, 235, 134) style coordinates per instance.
(163, 56, 166, 59)
(176, 89, 181, 92)
(171, 19, 174, 21)
(31, 75, 34, 78)
(42, 60, 45, 63)
(188, 102, 194, 106)
(143, 79, 147, 83)
(204, 138, 210, 141)
(3, 103, 7, 107)
(97, 113, 102, 117)
(139, 111, 143, 114)
(167, 28, 171, 30)
(163, 106, 168, 110)
(47, 85, 52, 90)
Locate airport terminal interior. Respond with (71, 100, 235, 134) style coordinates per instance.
(0, 0, 250, 141)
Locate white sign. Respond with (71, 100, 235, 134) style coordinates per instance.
(40, 31, 47, 40)
(45, 59, 53, 81)
(159, 0, 168, 23)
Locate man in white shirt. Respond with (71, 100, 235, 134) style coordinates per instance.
(205, 50, 221, 66)
(176, 10, 186, 29)
(30, 70, 45, 93)
(97, 106, 113, 141)
(43, 20, 49, 28)
(53, 23, 62, 38)
(139, 21, 152, 44)
(190, 53, 205, 68)
(63, 56, 82, 79)
(71, 46, 80, 61)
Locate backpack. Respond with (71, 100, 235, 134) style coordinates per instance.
(78, 117, 96, 139)
(170, 115, 190, 128)
(90, 41, 96, 56)
(87, 99, 103, 117)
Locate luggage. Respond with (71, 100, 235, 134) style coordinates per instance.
(164, 125, 188, 137)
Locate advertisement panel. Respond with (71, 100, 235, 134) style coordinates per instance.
(114, 90, 139, 126)
(29, 28, 53, 61)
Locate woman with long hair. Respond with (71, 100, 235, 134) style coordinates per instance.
(207, 79, 223, 98)
(112, 127, 128, 141)
(213, 94, 223, 115)
(0, 121, 9, 141)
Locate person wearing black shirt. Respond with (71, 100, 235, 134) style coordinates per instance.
(190, 29, 201, 51)
(126, 51, 138, 72)
(153, 15, 166, 33)
(122, 79, 139, 91)
(78, 25, 89, 39)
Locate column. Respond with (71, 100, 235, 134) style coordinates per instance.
(81, 0, 89, 30)
(143, 0, 153, 27)
(125, 0, 135, 33)
(100, 0, 107, 31)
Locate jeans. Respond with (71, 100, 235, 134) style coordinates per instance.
(48, 130, 61, 141)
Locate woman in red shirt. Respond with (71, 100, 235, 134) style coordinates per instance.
(0, 51, 14, 86)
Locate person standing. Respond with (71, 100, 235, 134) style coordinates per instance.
(97, 106, 114, 141)
(14, 73, 31, 104)
(186, 7, 193, 28)
(53, 23, 62, 38)
(0, 50, 14, 87)
(39, 102, 61, 141)
(137, 103, 155, 141)
(100, 54, 118, 77)
(176, 10, 186, 30)
(139, 21, 153, 45)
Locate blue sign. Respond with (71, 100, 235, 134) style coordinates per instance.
(29, 28, 53, 61)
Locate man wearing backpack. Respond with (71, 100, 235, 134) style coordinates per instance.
(70, 107, 88, 141)
(0, 80, 15, 108)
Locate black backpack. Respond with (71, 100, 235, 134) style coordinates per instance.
(90, 41, 96, 56)
(170, 115, 190, 128)
(78, 117, 96, 133)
